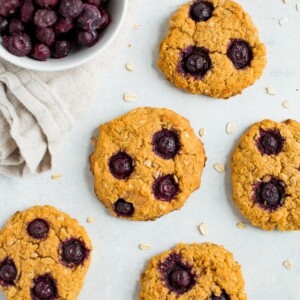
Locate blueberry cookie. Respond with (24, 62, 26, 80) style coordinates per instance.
(231, 119, 300, 231)
(139, 243, 246, 300)
(158, 0, 267, 99)
(0, 205, 92, 299)
(90, 107, 206, 221)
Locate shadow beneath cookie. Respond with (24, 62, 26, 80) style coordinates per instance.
(132, 260, 148, 300)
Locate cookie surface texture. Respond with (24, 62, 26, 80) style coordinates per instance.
(90, 107, 206, 221)
(231, 119, 300, 231)
(139, 243, 247, 300)
(0, 205, 92, 300)
(158, 0, 267, 99)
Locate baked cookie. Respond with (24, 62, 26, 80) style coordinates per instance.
(0, 205, 92, 299)
(139, 243, 246, 300)
(158, 0, 267, 99)
(231, 119, 300, 231)
(90, 107, 206, 221)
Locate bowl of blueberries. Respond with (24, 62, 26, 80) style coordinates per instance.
(0, 0, 127, 71)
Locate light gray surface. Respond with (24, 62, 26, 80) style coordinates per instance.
(1, 0, 300, 299)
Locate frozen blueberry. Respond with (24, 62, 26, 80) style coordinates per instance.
(3, 33, 32, 57)
(27, 218, 50, 239)
(109, 151, 134, 180)
(31, 43, 51, 60)
(159, 253, 196, 295)
(98, 8, 111, 31)
(257, 128, 284, 156)
(0, 0, 22, 17)
(85, 0, 101, 6)
(114, 198, 134, 217)
(34, 9, 58, 28)
(190, 1, 214, 22)
(59, 0, 84, 19)
(31, 274, 58, 299)
(253, 177, 286, 210)
(77, 4, 102, 31)
(8, 19, 25, 34)
(76, 30, 98, 47)
(61, 238, 89, 267)
(152, 129, 180, 160)
(36, 27, 55, 46)
(51, 40, 71, 58)
(227, 39, 253, 70)
(0, 16, 8, 33)
(211, 291, 230, 300)
(181, 47, 212, 78)
(20, 0, 35, 24)
(35, 0, 59, 8)
(0, 259, 17, 286)
(153, 175, 179, 201)
(53, 18, 73, 35)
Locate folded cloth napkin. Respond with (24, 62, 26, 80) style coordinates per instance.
(0, 1, 135, 178)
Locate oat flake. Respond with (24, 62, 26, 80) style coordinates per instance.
(139, 244, 151, 250)
(214, 163, 225, 173)
(198, 223, 208, 236)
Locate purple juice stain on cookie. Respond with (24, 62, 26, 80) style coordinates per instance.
(256, 128, 285, 156)
(31, 274, 58, 300)
(211, 291, 231, 300)
(109, 151, 134, 180)
(152, 175, 179, 201)
(0, 258, 17, 286)
(190, 0, 214, 22)
(180, 46, 212, 79)
(114, 198, 134, 217)
(152, 129, 180, 159)
(60, 238, 89, 268)
(253, 177, 286, 211)
(159, 253, 196, 295)
(227, 39, 253, 70)
(27, 218, 50, 240)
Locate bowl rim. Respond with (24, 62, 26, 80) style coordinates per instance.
(0, 0, 128, 72)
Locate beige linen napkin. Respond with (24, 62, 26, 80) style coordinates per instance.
(0, 1, 135, 177)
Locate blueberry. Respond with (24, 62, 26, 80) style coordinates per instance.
(59, 0, 84, 19)
(61, 238, 89, 267)
(0, 0, 22, 17)
(77, 4, 102, 31)
(0, 259, 17, 286)
(190, 1, 214, 22)
(27, 218, 50, 239)
(34, 9, 58, 28)
(152, 175, 179, 201)
(8, 19, 25, 34)
(35, 0, 59, 9)
(152, 129, 180, 160)
(31, 274, 57, 299)
(51, 40, 71, 58)
(3, 33, 32, 57)
(53, 18, 73, 35)
(170, 270, 191, 288)
(227, 39, 253, 70)
(20, 0, 35, 24)
(76, 30, 99, 47)
(109, 152, 134, 180)
(114, 198, 134, 217)
(36, 27, 55, 46)
(257, 128, 284, 156)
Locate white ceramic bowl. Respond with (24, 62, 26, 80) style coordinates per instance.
(0, 0, 128, 72)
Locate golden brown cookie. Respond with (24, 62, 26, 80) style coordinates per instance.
(0, 205, 92, 300)
(231, 119, 300, 231)
(158, 0, 267, 99)
(139, 243, 247, 300)
(90, 107, 206, 221)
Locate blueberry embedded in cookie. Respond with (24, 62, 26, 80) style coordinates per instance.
(90, 107, 206, 221)
(231, 119, 300, 230)
(158, 0, 267, 99)
(139, 243, 247, 300)
(0, 205, 92, 299)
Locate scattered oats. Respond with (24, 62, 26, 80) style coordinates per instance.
(199, 128, 206, 137)
(226, 122, 235, 134)
(125, 63, 135, 71)
(51, 174, 61, 180)
(266, 87, 276, 95)
(283, 260, 293, 269)
(132, 24, 141, 30)
(123, 93, 136, 102)
(213, 163, 225, 173)
(296, 3, 300, 11)
(236, 222, 246, 229)
(87, 217, 96, 224)
(278, 17, 289, 26)
(139, 243, 151, 250)
(128, 44, 132, 48)
(154, 170, 161, 179)
(91, 136, 97, 146)
(173, 175, 179, 183)
(144, 160, 152, 168)
(282, 100, 292, 109)
(184, 131, 190, 138)
(198, 223, 208, 236)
